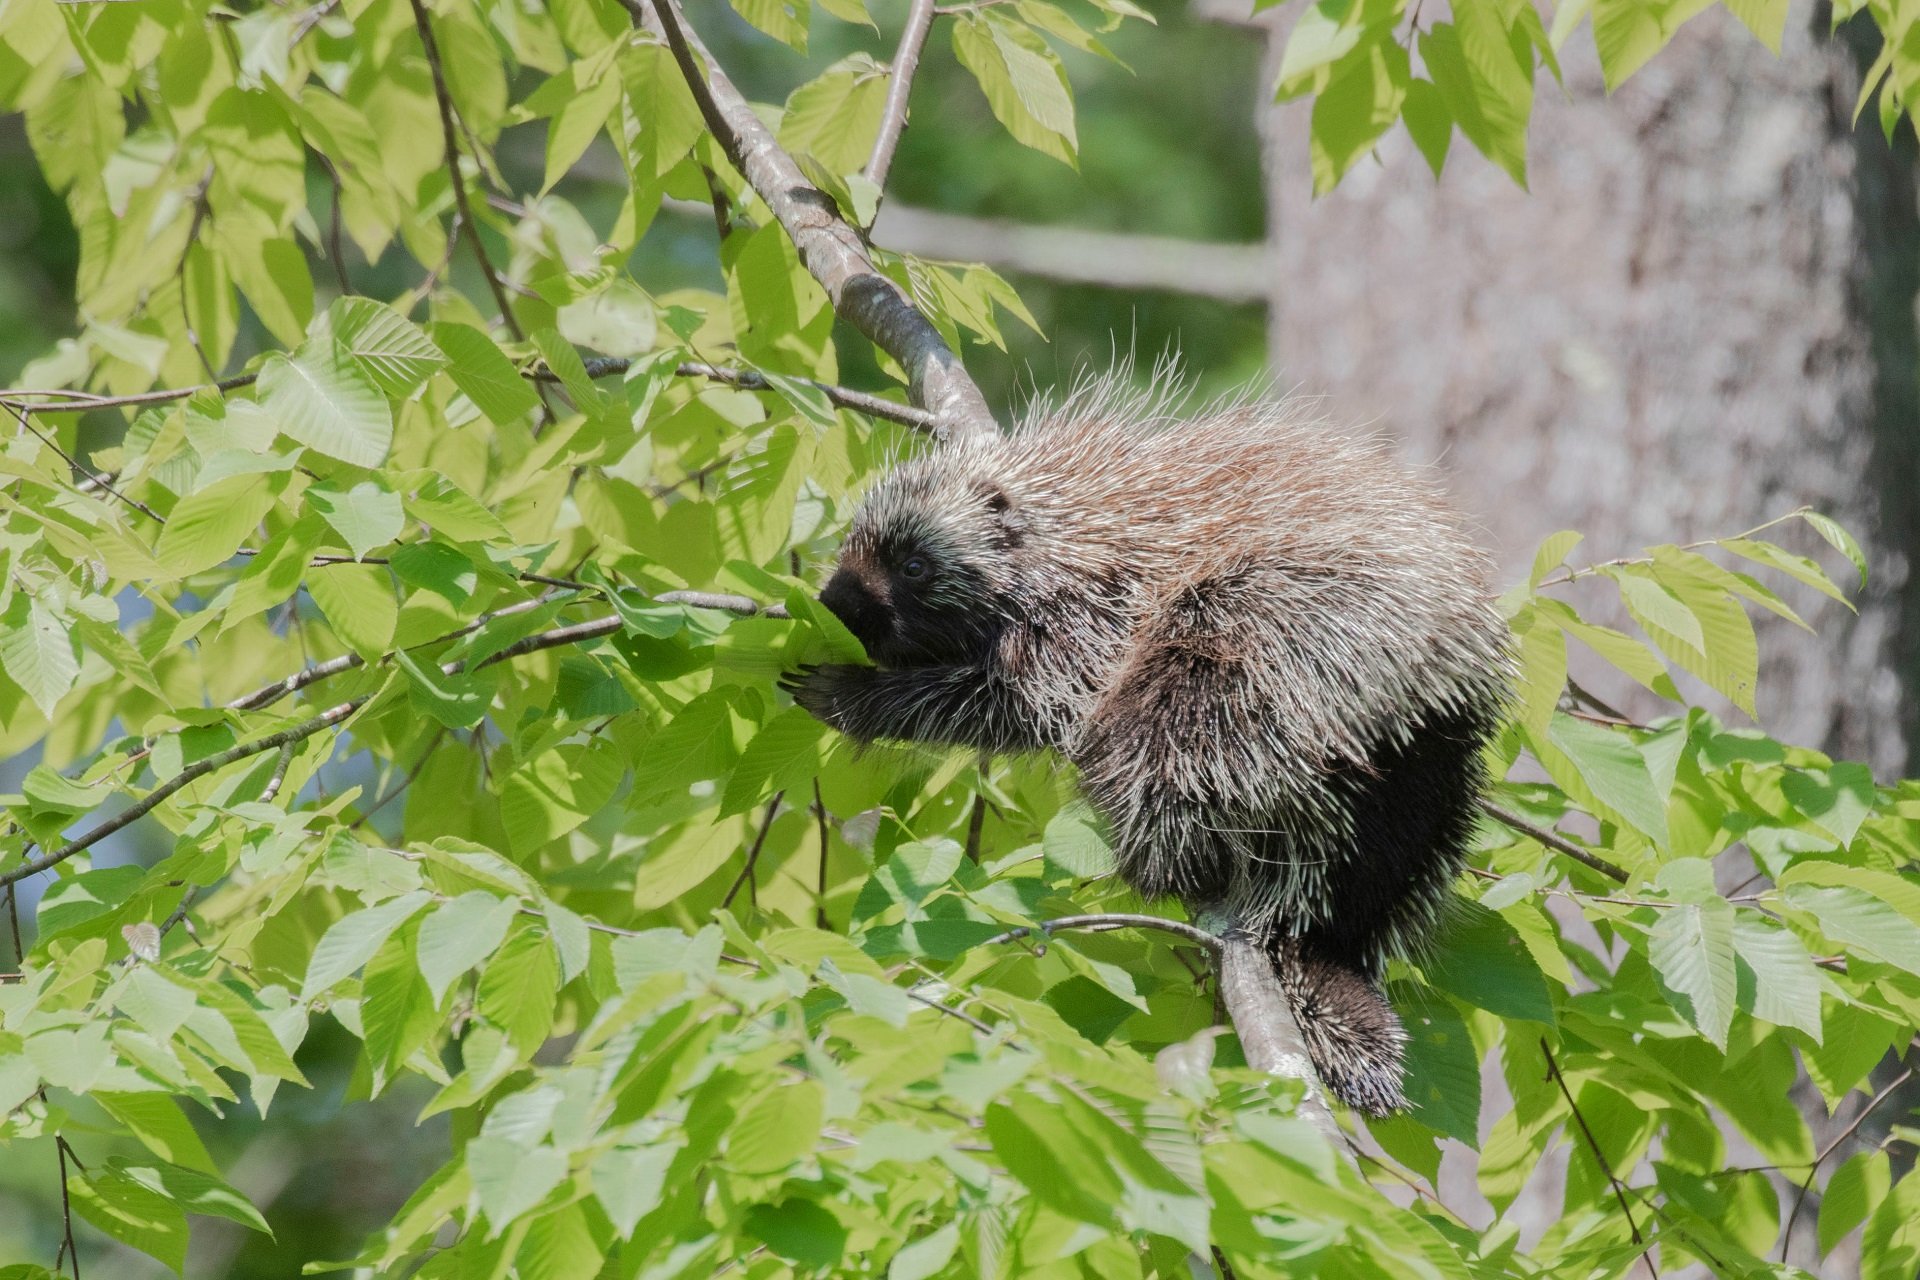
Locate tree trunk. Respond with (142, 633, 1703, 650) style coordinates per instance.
(1259, 15, 1919, 774)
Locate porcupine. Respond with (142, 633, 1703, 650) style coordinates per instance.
(786, 377, 1512, 1113)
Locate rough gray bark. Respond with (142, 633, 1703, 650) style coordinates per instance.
(1259, 16, 1918, 773)
(627, 0, 997, 441)
(1251, 16, 1919, 1272)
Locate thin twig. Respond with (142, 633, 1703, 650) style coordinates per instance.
(316, 152, 354, 297)
(407, 0, 522, 339)
(1779, 1063, 1917, 1262)
(964, 789, 986, 864)
(154, 887, 198, 947)
(259, 740, 298, 805)
(905, 986, 996, 1035)
(0, 697, 368, 889)
(1533, 509, 1811, 591)
(1, 361, 932, 431)
(812, 779, 831, 930)
(864, 0, 938, 199)
(350, 730, 444, 829)
(1544, 1037, 1658, 1278)
(5, 884, 22, 963)
(5, 404, 165, 523)
(1480, 800, 1630, 884)
(175, 166, 218, 380)
(54, 1134, 80, 1279)
(981, 912, 1222, 955)
(723, 792, 784, 909)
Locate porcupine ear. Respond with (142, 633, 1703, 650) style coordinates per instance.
(976, 480, 1024, 545)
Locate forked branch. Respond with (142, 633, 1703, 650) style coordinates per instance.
(623, 0, 996, 441)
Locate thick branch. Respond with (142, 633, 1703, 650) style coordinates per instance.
(1199, 907, 1339, 1138)
(407, 0, 522, 339)
(865, 0, 939, 197)
(625, 0, 996, 440)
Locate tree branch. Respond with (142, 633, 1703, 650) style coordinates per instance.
(1544, 1037, 1658, 1277)
(723, 792, 784, 909)
(865, 0, 939, 197)
(1480, 799, 1630, 884)
(623, 0, 996, 440)
(982, 912, 1223, 955)
(1780, 1062, 1916, 1262)
(1197, 907, 1340, 1139)
(7, 592, 767, 888)
(0, 697, 368, 889)
(1, 362, 933, 432)
(407, 0, 522, 339)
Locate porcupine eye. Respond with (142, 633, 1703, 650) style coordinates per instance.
(899, 553, 930, 582)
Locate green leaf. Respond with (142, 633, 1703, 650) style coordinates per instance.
(1538, 712, 1669, 846)
(257, 340, 393, 468)
(720, 707, 822, 816)
(744, 1199, 847, 1269)
(1649, 896, 1737, 1048)
(417, 891, 519, 1006)
(155, 472, 280, 577)
(320, 297, 448, 397)
(1719, 537, 1851, 607)
(1781, 763, 1875, 847)
(69, 1164, 188, 1272)
(728, 1080, 825, 1173)
(1589, 0, 1675, 91)
(591, 1144, 677, 1239)
(1529, 530, 1583, 587)
(1396, 984, 1481, 1143)
(1731, 916, 1823, 1041)
(477, 927, 559, 1056)
(1309, 43, 1408, 193)
(307, 562, 397, 657)
(1820, 1150, 1890, 1254)
(1798, 510, 1869, 588)
(309, 482, 404, 560)
(432, 322, 541, 425)
(1425, 901, 1554, 1023)
(1782, 883, 1920, 974)
(889, 1223, 960, 1280)
(1420, 17, 1528, 186)
(951, 13, 1078, 166)
(1400, 76, 1452, 177)
(780, 55, 891, 176)
(1723, 0, 1788, 53)
(302, 890, 432, 1000)
(499, 740, 623, 855)
(0, 595, 79, 717)
(94, 1093, 219, 1176)
(389, 541, 479, 607)
(1043, 806, 1116, 878)
(467, 1136, 567, 1234)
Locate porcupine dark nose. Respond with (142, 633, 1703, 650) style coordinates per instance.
(819, 569, 892, 654)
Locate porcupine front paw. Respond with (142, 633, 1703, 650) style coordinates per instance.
(781, 663, 874, 733)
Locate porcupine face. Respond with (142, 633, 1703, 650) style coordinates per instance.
(819, 457, 1021, 669)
